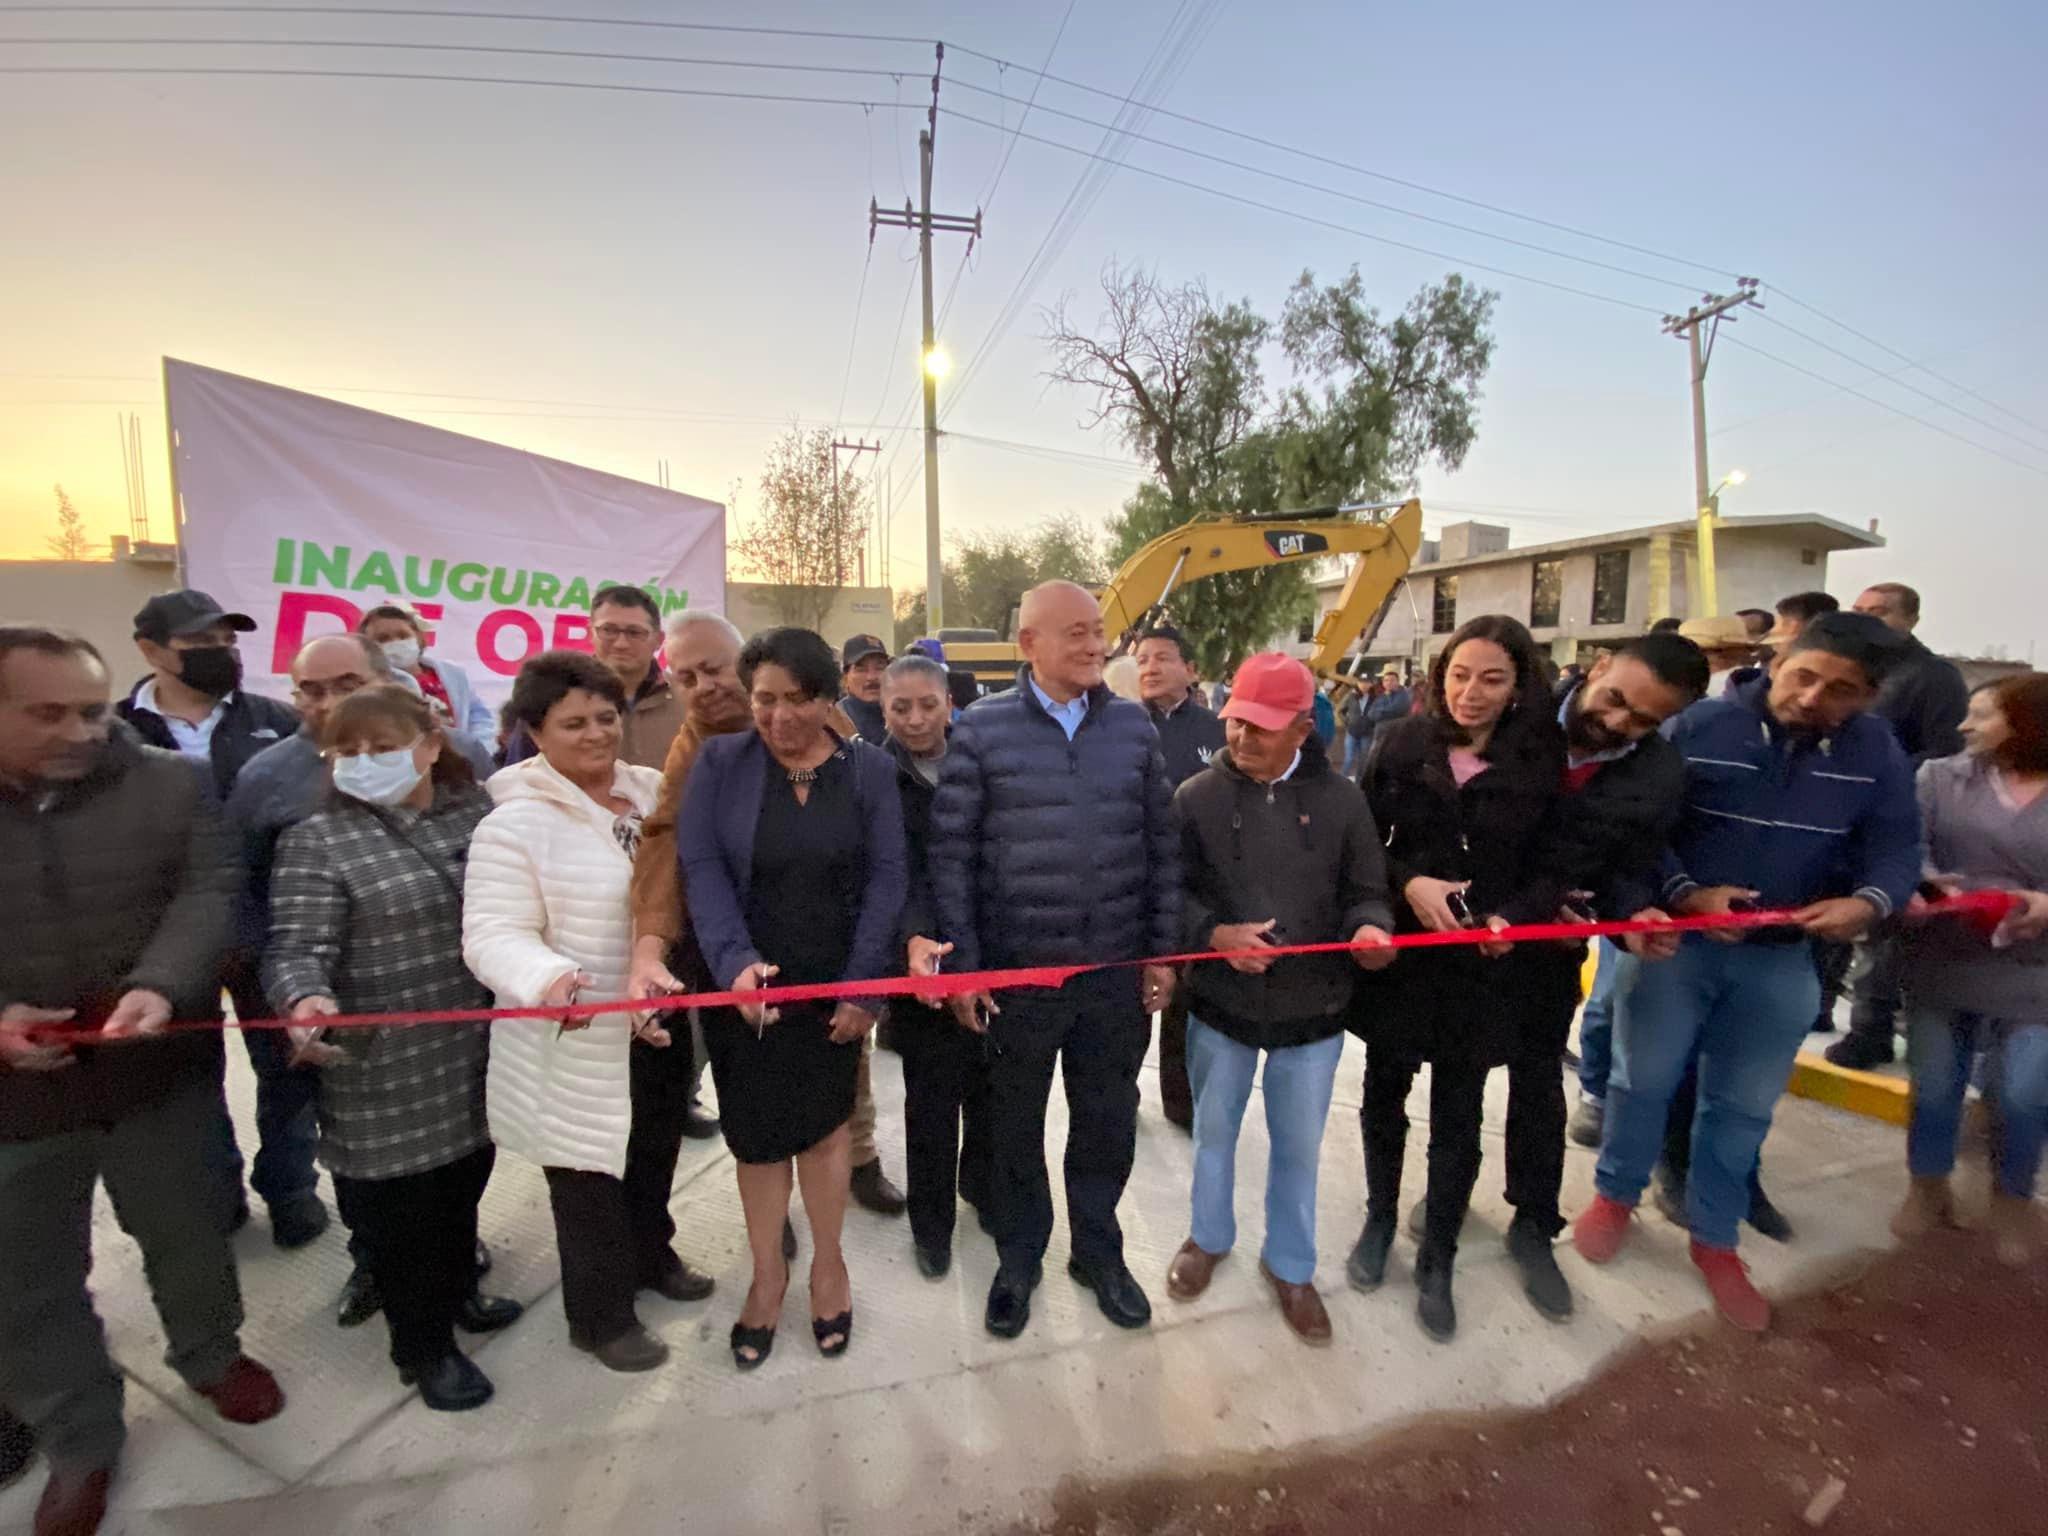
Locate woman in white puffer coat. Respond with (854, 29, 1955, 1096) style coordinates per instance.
(463, 650, 710, 1375)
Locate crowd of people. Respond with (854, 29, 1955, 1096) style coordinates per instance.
(2, 571, 2044, 1536)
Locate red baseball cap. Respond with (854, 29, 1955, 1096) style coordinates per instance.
(1219, 652, 1315, 731)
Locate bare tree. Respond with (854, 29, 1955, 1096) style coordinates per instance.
(730, 427, 873, 632)
(47, 484, 95, 560)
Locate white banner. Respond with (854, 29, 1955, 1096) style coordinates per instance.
(166, 358, 725, 708)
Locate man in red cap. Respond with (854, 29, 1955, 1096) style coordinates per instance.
(1164, 653, 1394, 1344)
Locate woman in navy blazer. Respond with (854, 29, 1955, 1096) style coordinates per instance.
(678, 626, 907, 1370)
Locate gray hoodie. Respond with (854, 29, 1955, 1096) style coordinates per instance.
(1901, 753, 2048, 1017)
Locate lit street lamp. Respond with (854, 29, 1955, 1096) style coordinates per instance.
(1696, 467, 1748, 616)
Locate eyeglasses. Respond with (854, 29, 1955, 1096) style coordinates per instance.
(292, 675, 371, 704)
(593, 623, 655, 643)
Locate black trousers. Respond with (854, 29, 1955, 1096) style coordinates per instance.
(1156, 986, 1193, 1124)
(542, 1038, 694, 1346)
(984, 968, 1149, 1274)
(334, 1146, 494, 1375)
(1503, 984, 1576, 1238)
(1361, 1049, 1489, 1258)
(897, 1010, 993, 1253)
(1812, 938, 1853, 1030)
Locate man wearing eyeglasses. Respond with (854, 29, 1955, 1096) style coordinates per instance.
(589, 586, 687, 770)
(225, 634, 494, 1327)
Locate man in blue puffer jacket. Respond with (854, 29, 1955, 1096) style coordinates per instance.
(1574, 612, 1921, 1331)
(929, 581, 1181, 1341)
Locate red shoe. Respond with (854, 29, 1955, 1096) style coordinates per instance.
(197, 1356, 285, 1425)
(34, 1465, 110, 1536)
(1572, 1194, 1635, 1264)
(1690, 1240, 1770, 1332)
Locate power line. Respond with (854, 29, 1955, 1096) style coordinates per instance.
(1722, 336, 2048, 480)
(940, 108, 1668, 317)
(941, 0, 1226, 427)
(832, 237, 875, 429)
(0, 4, 937, 48)
(1, 32, 927, 84)
(1767, 286, 2048, 442)
(936, 77, 1706, 295)
(1750, 310, 2048, 455)
(970, 0, 1077, 214)
(0, 62, 932, 111)
(943, 40, 1742, 285)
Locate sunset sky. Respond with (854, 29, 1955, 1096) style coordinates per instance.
(4, 0, 2044, 656)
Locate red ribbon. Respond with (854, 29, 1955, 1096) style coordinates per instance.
(50, 890, 2017, 1040)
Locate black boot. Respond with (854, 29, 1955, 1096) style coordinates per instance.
(1506, 1214, 1573, 1321)
(0, 1407, 34, 1491)
(1346, 1214, 1397, 1293)
(1415, 1244, 1457, 1342)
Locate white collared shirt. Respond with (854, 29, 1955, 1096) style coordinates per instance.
(132, 679, 233, 762)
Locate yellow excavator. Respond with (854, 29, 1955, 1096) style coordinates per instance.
(938, 497, 1424, 695)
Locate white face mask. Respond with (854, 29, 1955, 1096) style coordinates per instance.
(332, 742, 425, 806)
(381, 637, 422, 671)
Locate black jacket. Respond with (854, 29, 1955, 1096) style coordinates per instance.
(887, 734, 944, 944)
(1148, 692, 1227, 789)
(1543, 695, 1689, 922)
(0, 726, 236, 1141)
(1874, 635, 1968, 766)
(1176, 735, 1392, 1050)
(118, 677, 300, 800)
(839, 694, 889, 748)
(1353, 709, 1565, 1066)
(931, 668, 1180, 972)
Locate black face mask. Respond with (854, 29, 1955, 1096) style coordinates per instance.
(176, 644, 242, 699)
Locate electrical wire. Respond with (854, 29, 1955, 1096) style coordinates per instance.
(1722, 336, 2048, 480)
(0, 4, 938, 48)
(971, 0, 1077, 214)
(942, 40, 1742, 285)
(1749, 312, 2048, 457)
(0, 63, 930, 111)
(0, 34, 927, 84)
(1765, 288, 2048, 442)
(939, 108, 1668, 317)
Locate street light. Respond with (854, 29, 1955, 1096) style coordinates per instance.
(923, 345, 951, 380)
(1696, 468, 1748, 616)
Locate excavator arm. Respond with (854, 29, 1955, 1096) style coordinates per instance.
(942, 498, 1423, 693)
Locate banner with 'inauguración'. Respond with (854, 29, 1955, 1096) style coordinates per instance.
(165, 359, 726, 705)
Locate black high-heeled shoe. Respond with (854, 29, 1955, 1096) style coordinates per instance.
(812, 1307, 853, 1358)
(731, 1256, 789, 1372)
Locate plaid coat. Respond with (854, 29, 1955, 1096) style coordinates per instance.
(263, 784, 494, 1181)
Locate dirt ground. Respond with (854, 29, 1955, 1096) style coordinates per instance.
(1012, 1232, 2047, 1536)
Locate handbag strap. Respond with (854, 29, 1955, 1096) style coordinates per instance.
(360, 803, 466, 906)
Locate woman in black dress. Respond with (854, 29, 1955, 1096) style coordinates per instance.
(1344, 615, 1565, 1342)
(678, 627, 908, 1369)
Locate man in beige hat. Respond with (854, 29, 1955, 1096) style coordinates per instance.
(1677, 615, 1759, 699)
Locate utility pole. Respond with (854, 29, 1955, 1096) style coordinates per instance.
(831, 436, 880, 586)
(870, 43, 981, 632)
(1662, 279, 1760, 617)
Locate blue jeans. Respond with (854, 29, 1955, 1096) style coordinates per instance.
(205, 1004, 321, 1216)
(1575, 938, 1622, 1105)
(1186, 1017, 1345, 1285)
(1907, 1008, 2048, 1199)
(1596, 938, 1819, 1248)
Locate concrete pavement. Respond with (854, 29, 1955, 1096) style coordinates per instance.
(1, 1023, 1918, 1536)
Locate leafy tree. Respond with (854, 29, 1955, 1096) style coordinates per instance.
(893, 515, 1104, 644)
(730, 428, 872, 632)
(1046, 262, 1496, 676)
(47, 484, 95, 560)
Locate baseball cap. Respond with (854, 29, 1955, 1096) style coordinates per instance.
(134, 589, 257, 644)
(841, 633, 888, 668)
(1219, 652, 1315, 732)
(906, 637, 947, 664)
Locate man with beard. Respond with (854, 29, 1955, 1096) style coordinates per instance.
(116, 591, 326, 1252)
(1483, 631, 1705, 1321)
(1575, 613, 1920, 1330)
(838, 633, 891, 747)
(3, 625, 285, 1536)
